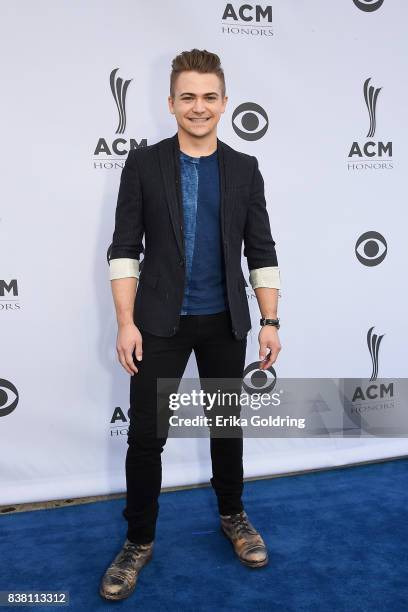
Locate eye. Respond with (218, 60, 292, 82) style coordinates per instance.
(232, 102, 269, 141)
(355, 231, 387, 266)
(0, 379, 19, 417)
(242, 361, 277, 395)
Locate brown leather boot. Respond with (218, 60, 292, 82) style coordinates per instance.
(220, 510, 268, 568)
(99, 538, 154, 600)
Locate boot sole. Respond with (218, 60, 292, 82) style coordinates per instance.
(221, 525, 269, 568)
(99, 553, 153, 601)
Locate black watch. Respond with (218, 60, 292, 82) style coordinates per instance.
(260, 317, 280, 329)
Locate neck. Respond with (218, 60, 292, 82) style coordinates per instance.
(176, 127, 218, 157)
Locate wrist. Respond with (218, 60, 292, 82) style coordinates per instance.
(117, 319, 135, 328)
(260, 316, 280, 330)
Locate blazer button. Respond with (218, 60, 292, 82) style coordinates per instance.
(179, 259, 184, 266)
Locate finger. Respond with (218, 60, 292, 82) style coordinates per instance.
(259, 347, 271, 369)
(263, 351, 276, 369)
(125, 349, 139, 374)
(134, 338, 143, 362)
(259, 342, 268, 360)
(260, 344, 280, 369)
(260, 357, 270, 369)
(118, 348, 138, 375)
(118, 350, 135, 375)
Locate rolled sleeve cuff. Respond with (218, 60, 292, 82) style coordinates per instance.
(249, 266, 281, 290)
(109, 258, 139, 280)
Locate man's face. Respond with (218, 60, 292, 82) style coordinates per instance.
(168, 71, 228, 139)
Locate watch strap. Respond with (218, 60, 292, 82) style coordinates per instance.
(260, 317, 280, 329)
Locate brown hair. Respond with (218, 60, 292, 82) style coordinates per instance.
(170, 48, 226, 99)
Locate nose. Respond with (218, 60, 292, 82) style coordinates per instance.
(192, 98, 206, 113)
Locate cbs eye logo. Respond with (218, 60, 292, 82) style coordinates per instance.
(0, 379, 19, 417)
(352, 0, 384, 11)
(355, 231, 387, 266)
(232, 103, 269, 141)
(242, 361, 276, 395)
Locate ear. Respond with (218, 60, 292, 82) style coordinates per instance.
(168, 95, 174, 114)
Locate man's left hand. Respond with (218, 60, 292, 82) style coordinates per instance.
(258, 326, 281, 370)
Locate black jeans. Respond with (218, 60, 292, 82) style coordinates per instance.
(123, 309, 248, 544)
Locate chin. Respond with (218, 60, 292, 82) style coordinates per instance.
(183, 122, 215, 136)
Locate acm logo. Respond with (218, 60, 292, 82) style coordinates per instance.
(0, 279, 20, 311)
(109, 405, 130, 437)
(342, 327, 395, 436)
(0, 279, 18, 296)
(221, 3, 273, 36)
(350, 327, 389, 402)
(348, 78, 393, 171)
(351, 381, 393, 403)
(93, 68, 147, 169)
(222, 3, 272, 22)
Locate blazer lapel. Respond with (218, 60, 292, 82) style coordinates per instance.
(217, 136, 236, 241)
(158, 132, 235, 260)
(158, 134, 184, 258)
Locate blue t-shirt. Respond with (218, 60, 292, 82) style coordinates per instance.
(179, 149, 229, 315)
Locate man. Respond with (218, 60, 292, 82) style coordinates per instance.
(100, 49, 281, 601)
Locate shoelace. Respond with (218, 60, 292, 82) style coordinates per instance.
(228, 513, 256, 537)
(116, 542, 151, 566)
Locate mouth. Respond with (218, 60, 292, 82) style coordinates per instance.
(188, 117, 211, 124)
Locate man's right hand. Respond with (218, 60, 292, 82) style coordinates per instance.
(116, 322, 143, 376)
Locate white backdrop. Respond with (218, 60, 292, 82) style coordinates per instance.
(1, 0, 407, 505)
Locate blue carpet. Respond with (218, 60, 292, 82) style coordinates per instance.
(1, 458, 407, 611)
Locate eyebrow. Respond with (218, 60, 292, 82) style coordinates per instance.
(179, 92, 220, 97)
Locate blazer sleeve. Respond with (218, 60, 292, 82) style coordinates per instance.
(107, 150, 145, 280)
(243, 156, 281, 290)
